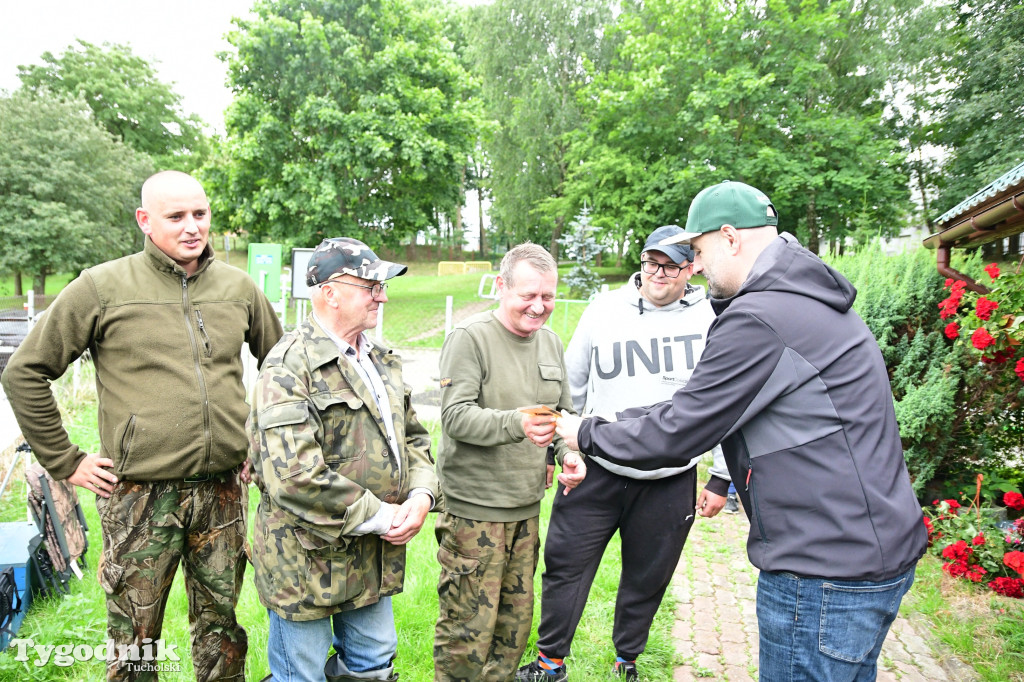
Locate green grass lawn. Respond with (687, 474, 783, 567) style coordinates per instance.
(0, 367, 677, 681)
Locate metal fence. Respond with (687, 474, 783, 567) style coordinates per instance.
(0, 292, 51, 375)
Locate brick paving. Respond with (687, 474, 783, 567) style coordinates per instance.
(670, 506, 978, 682)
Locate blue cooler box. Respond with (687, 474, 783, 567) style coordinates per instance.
(0, 521, 40, 651)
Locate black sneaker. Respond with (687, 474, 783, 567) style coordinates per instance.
(612, 660, 638, 681)
(724, 493, 740, 514)
(516, 660, 569, 681)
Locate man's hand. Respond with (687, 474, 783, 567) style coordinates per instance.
(382, 495, 433, 545)
(521, 411, 557, 448)
(557, 452, 586, 494)
(67, 454, 118, 498)
(554, 411, 583, 452)
(239, 460, 254, 485)
(546, 464, 555, 489)
(696, 489, 727, 518)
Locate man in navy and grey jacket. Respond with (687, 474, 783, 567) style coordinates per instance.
(556, 180, 927, 682)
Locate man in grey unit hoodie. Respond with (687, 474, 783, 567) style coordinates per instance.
(557, 181, 927, 682)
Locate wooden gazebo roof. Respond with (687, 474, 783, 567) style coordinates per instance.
(923, 160, 1024, 292)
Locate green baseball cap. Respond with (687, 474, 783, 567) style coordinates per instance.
(661, 181, 778, 245)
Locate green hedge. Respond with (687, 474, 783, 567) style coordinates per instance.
(826, 246, 1024, 502)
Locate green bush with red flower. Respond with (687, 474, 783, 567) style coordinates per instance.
(923, 481, 1024, 598)
(939, 262, 1024, 378)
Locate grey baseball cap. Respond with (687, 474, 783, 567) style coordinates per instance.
(643, 225, 693, 264)
(305, 237, 408, 286)
(661, 181, 778, 245)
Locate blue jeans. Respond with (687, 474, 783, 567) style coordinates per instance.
(267, 597, 397, 682)
(756, 566, 915, 682)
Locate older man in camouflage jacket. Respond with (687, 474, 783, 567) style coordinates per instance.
(248, 238, 439, 682)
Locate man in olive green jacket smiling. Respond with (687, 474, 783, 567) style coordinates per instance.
(2, 170, 283, 681)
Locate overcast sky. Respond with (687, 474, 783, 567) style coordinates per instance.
(0, 0, 257, 131)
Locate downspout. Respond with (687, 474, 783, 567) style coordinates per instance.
(936, 245, 990, 294)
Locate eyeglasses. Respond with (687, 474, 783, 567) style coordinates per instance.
(322, 279, 387, 300)
(640, 260, 689, 278)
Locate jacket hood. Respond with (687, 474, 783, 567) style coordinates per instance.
(620, 272, 708, 315)
(710, 232, 856, 315)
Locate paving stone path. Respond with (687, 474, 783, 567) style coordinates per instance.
(670, 507, 979, 682)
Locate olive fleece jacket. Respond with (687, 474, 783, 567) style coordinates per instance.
(2, 238, 283, 481)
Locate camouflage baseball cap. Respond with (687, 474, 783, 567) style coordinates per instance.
(305, 237, 408, 286)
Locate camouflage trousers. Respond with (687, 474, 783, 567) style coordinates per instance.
(433, 512, 540, 682)
(95, 472, 248, 681)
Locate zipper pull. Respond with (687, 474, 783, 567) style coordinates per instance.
(196, 309, 211, 355)
(745, 467, 752, 491)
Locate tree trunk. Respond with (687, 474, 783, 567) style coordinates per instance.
(454, 200, 463, 257)
(1008, 233, 1021, 260)
(617, 235, 626, 268)
(33, 272, 47, 296)
(805, 193, 819, 255)
(550, 216, 564, 260)
(13, 271, 23, 296)
(478, 190, 486, 258)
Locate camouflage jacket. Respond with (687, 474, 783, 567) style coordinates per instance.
(248, 316, 438, 621)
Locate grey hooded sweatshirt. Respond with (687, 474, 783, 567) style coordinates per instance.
(566, 274, 729, 488)
(578, 233, 927, 581)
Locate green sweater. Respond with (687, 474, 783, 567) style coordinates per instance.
(2, 238, 283, 481)
(437, 311, 573, 522)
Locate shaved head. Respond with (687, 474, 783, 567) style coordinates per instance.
(140, 170, 207, 209)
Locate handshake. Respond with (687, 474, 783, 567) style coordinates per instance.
(517, 405, 587, 495)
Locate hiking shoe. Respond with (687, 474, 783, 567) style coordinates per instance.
(612, 660, 639, 681)
(516, 660, 568, 681)
(724, 493, 740, 514)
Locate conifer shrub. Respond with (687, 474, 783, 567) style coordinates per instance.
(825, 246, 1024, 501)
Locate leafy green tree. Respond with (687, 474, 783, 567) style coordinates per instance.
(934, 0, 1024, 213)
(213, 0, 480, 249)
(17, 40, 208, 171)
(560, 0, 914, 257)
(470, 0, 615, 257)
(0, 91, 152, 293)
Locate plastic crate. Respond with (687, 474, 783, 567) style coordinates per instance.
(0, 521, 40, 650)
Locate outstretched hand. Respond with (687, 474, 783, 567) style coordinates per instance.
(554, 411, 583, 452)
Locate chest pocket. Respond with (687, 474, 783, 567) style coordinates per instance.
(537, 363, 564, 404)
(310, 390, 367, 464)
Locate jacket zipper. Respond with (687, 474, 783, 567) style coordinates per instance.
(182, 276, 213, 474)
(746, 460, 768, 542)
(195, 309, 212, 357)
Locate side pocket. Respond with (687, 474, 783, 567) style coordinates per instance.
(116, 415, 137, 471)
(293, 528, 362, 608)
(97, 558, 125, 596)
(436, 544, 482, 623)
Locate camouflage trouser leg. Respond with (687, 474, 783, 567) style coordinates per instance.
(433, 513, 539, 682)
(96, 474, 248, 681)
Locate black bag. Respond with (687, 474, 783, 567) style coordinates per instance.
(0, 566, 22, 639)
